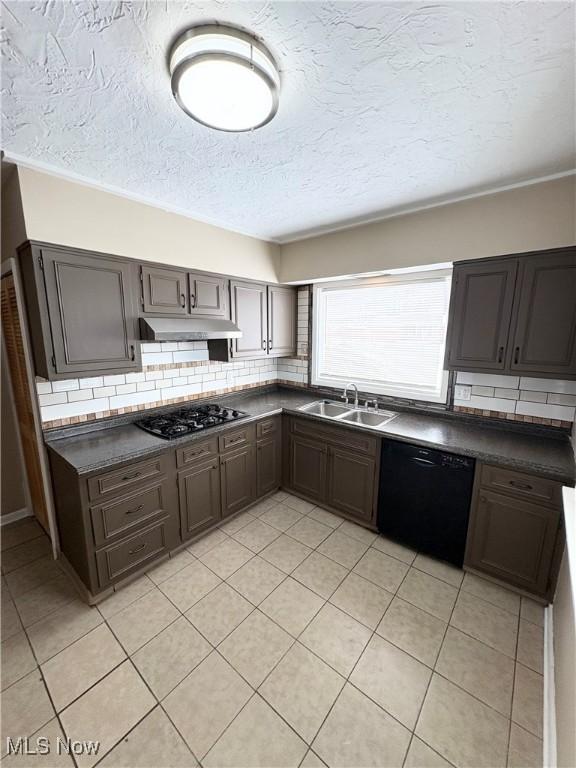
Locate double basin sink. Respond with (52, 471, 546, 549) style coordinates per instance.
(299, 400, 397, 431)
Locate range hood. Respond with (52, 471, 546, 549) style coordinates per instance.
(140, 317, 242, 342)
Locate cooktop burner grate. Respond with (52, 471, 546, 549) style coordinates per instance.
(136, 403, 248, 440)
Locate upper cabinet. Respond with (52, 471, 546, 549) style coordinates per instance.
(445, 260, 517, 371)
(230, 280, 296, 359)
(230, 280, 268, 358)
(508, 252, 576, 377)
(445, 247, 576, 379)
(189, 272, 227, 317)
(19, 242, 141, 380)
(140, 267, 227, 318)
(267, 285, 297, 356)
(141, 266, 188, 314)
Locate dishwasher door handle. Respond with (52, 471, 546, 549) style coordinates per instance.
(409, 457, 437, 466)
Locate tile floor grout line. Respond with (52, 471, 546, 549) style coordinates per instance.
(1, 509, 545, 768)
(405, 563, 465, 767)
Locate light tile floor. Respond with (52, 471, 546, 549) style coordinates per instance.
(0, 494, 545, 768)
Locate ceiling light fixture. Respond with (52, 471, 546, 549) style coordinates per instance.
(169, 24, 280, 132)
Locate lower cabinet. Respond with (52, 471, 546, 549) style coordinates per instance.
(327, 447, 376, 522)
(465, 465, 563, 599)
(220, 445, 256, 518)
(257, 434, 281, 497)
(289, 435, 328, 504)
(178, 458, 221, 541)
(287, 418, 379, 524)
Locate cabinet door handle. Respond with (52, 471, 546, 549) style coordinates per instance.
(262, 340, 266, 350)
(509, 480, 533, 491)
(268, 339, 272, 352)
(126, 504, 143, 515)
(122, 471, 141, 481)
(129, 542, 147, 555)
(480, 495, 487, 502)
(180, 293, 186, 308)
(514, 346, 520, 364)
(190, 293, 196, 308)
(497, 346, 504, 363)
(130, 344, 136, 361)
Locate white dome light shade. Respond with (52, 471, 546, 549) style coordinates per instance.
(169, 26, 280, 132)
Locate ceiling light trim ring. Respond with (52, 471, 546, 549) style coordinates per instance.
(171, 52, 279, 132)
(169, 24, 280, 132)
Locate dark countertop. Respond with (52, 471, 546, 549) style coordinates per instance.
(45, 388, 576, 485)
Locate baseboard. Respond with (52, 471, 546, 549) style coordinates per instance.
(0, 507, 33, 527)
(543, 604, 557, 768)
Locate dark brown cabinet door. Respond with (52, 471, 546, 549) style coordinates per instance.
(178, 459, 221, 540)
(40, 246, 141, 376)
(220, 445, 256, 517)
(326, 447, 376, 523)
(508, 250, 576, 378)
(230, 280, 267, 358)
(257, 434, 281, 497)
(445, 260, 517, 371)
(289, 435, 327, 503)
(142, 266, 188, 314)
(465, 489, 560, 597)
(267, 286, 296, 357)
(189, 273, 227, 317)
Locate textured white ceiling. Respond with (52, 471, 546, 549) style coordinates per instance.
(2, 1, 574, 242)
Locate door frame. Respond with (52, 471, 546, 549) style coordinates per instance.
(1, 257, 59, 556)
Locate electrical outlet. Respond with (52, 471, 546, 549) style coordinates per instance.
(454, 384, 472, 401)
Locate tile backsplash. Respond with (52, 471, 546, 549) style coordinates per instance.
(453, 372, 575, 427)
(36, 287, 310, 428)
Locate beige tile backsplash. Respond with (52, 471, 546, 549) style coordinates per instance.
(36, 287, 310, 428)
(36, 283, 573, 431)
(454, 372, 575, 427)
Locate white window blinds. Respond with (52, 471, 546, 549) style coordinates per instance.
(312, 271, 452, 403)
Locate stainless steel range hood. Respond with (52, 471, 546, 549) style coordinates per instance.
(139, 317, 242, 342)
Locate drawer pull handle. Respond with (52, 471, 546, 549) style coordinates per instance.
(227, 437, 244, 446)
(509, 480, 533, 491)
(129, 542, 147, 555)
(122, 471, 141, 481)
(126, 505, 144, 515)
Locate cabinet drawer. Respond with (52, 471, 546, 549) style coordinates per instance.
(88, 456, 166, 500)
(291, 417, 377, 456)
(176, 437, 218, 468)
(90, 482, 168, 547)
(480, 464, 561, 507)
(257, 417, 279, 439)
(95, 517, 175, 587)
(218, 424, 256, 453)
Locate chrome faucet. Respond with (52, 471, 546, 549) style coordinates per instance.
(342, 383, 359, 408)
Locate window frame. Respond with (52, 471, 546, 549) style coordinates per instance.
(311, 269, 452, 404)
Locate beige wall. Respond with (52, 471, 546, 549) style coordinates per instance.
(554, 545, 576, 768)
(15, 166, 281, 282)
(280, 176, 576, 282)
(1, 164, 27, 263)
(1, 346, 28, 517)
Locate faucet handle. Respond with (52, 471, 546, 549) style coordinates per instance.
(365, 398, 379, 410)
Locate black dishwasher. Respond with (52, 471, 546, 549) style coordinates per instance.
(378, 441, 475, 567)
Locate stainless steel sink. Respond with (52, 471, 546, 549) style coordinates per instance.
(299, 400, 352, 417)
(298, 400, 397, 431)
(337, 409, 397, 427)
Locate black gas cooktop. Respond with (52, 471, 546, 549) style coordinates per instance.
(136, 403, 248, 440)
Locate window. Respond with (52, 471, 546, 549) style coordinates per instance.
(312, 270, 452, 403)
